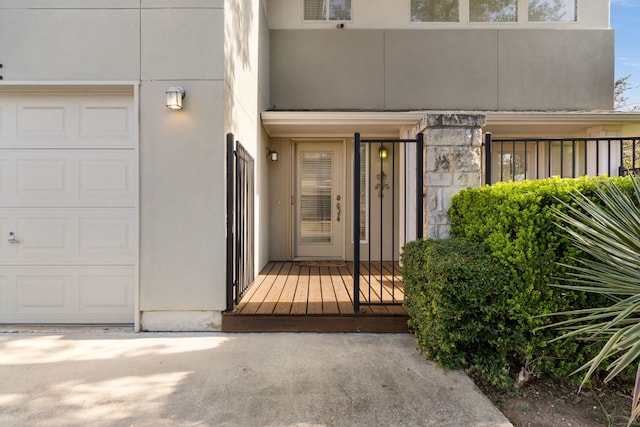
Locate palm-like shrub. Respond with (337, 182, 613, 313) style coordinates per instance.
(549, 176, 640, 425)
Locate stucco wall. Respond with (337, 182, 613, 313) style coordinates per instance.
(224, 0, 271, 272)
(270, 28, 614, 111)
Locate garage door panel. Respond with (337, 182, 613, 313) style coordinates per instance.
(81, 104, 132, 139)
(18, 103, 74, 140)
(79, 275, 133, 311)
(17, 158, 74, 199)
(1, 150, 135, 207)
(0, 267, 134, 323)
(80, 157, 135, 202)
(79, 216, 135, 258)
(0, 101, 16, 139)
(0, 275, 9, 312)
(1, 95, 135, 149)
(16, 217, 70, 257)
(0, 215, 9, 257)
(5, 208, 135, 265)
(17, 275, 69, 311)
(0, 158, 13, 199)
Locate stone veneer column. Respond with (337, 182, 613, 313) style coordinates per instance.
(415, 113, 486, 239)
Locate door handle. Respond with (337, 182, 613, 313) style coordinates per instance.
(336, 202, 341, 222)
(8, 232, 19, 244)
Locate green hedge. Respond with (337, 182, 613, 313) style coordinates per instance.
(403, 238, 516, 388)
(404, 176, 635, 388)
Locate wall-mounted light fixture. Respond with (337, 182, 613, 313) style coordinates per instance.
(166, 85, 185, 110)
(267, 148, 278, 162)
(379, 146, 388, 160)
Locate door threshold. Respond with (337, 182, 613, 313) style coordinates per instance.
(293, 257, 345, 261)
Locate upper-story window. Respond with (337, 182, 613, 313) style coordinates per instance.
(411, 0, 577, 23)
(470, 0, 517, 22)
(411, 0, 459, 22)
(528, 0, 576, 22)
(304, 0, 352, 21)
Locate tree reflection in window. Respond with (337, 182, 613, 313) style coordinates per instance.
(470, 0, 517, 22)
(411, 0, 459, 22)
(528, 0, 576, 22)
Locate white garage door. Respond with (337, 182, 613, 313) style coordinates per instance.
(0, 90, 137, 323)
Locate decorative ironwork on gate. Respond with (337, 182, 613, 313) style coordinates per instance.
(226, 133, 255, 311)
(353, 132, 424, 312)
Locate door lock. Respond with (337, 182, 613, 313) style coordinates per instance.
(8, 232, 19, 244)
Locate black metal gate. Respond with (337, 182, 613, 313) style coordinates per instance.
(226, 133, 255, 311)
(353, 132, 424, 312)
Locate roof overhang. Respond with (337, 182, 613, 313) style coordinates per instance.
(261, 111, 640, 138)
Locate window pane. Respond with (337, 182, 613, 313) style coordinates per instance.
(304, 0, 326, 20)
(470, 0, 517, 22)
(330, 0, 351, 20)
(300, 152, 333, 244)
(359, 145, 367, 241)
(528, 0, 576, 22)
(411, 0, 459, 22)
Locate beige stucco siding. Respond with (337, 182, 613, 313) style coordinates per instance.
(384, 30, 499, 110)
(270, 30, 385, 110)
(270, 29, 614, 112)
(224, 0, 272, 271)
(0, 9, 140, 80)
(498, 30, 614, 111)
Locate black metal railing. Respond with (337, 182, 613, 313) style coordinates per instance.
(353, 132, 424, 313)
(226, 133, 255, 312)
(485, 134, 640, 184)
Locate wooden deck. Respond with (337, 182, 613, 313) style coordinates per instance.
(222, 261, 409, 333)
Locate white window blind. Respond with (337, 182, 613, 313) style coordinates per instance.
(300, 152, 333, 244)
(304, 0, 351, 21)
(359, 144, 368, 242)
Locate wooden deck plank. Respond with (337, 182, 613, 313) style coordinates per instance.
(238, 262, 285, 314)
(330, 266, 354, 314)
(320, 266, 340, 315)
(358, 263, 392, 312)
(362, 262, 406, 314)
(364, 262, 405, 303)
(345, 262, 391, 315)
(339, 265, 356, 303)
(273, 263, 301, 315)
(256, 262, 292, 315)
(307, 266, 323, 314)
(290, 266, 309, 315)
(234, 262, 277, 313)
(380, 261, 405, 300)
(366, 262, 399, 303)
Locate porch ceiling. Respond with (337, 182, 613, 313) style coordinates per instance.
(260, 111, 424, 137)
(261, 110, 640, 138)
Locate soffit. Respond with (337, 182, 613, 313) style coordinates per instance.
(261, 111, 640, 138)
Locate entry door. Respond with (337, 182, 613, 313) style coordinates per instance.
(295, 142, 344, 259)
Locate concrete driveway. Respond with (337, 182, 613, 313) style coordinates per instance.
(0, 331, 511, 426)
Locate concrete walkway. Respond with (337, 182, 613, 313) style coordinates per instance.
(0, 331, 512, 426)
